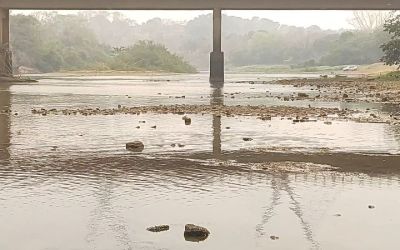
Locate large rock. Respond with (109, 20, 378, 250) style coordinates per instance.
(184, 224, 210, 242)
(126, 141, 144, 152)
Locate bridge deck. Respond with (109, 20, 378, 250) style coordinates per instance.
(0, 0, 398, 10)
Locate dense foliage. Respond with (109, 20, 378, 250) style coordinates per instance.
(109, 41, 196, 73)
(10, 12, 391, 73)
(10, 14, 196, 73)
(381, 14, 400, 68)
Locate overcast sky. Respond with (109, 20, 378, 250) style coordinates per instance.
(13, 10, 357, 30)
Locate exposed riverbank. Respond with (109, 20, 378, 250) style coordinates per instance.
(240, 76, 400, 104)
(0, 76, 37, 83)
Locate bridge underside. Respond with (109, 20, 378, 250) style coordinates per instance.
(1, 0, 399, 84)
(1, 0, 399, 10)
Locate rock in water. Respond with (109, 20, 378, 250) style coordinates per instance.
(147, 225, 170, 232)
(182, 116, 192, 125)
(184, 224, 210, 242)
(298, 93, 309, 98)
(126, 141, 144, 152)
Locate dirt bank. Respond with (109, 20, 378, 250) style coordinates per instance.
(0, 76, 37, 83)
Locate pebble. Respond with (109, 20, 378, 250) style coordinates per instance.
(147, 225, 169, 232)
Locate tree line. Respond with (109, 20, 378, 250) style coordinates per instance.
(10, 14, 196, 73)
(10, 12, 397, 73)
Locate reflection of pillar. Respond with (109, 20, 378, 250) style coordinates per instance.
(0, 8, 11, 76)
(212, 113, 222, 156)
(211, 87, 223, 156)
(0, 85, 11, 161)
(209, 8, 224, 86)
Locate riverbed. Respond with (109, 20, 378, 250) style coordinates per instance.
(0, 73, 399, 250)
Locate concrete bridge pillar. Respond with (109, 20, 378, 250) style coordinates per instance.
(210, 8, 224, 86)
(0, 8, 12, 76)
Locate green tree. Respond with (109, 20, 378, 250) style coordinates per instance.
(109, 41, 197, 73)
(381, 14, 400, 68)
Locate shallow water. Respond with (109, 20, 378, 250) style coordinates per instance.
(1, 73, 400, 250)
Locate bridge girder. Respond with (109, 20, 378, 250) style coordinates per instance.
(0, 0, 399, 10)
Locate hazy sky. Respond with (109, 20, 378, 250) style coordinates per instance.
(14, 10, 356, 30)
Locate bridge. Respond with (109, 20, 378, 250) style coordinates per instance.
(1, 0, 399, 85)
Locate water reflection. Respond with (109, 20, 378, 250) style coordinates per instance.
(0, 84, 11, 162)
(86, 177, 133, 250)
(256, 174, 319, 249)
(211, 87, 223, 156)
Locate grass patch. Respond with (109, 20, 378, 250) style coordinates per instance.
(378, 71, 400, 81)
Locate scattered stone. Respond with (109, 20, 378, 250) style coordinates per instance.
(30, 104, 373, 123)
(178, 143, 185, 148)
(270, 235, 280, 240)
(243, 137, 253, 141)
(126, 141, 144, 152)
(334, 213, 342, 217)
(225, 126, 231, 129)
(184, 224, 210, 242)
(147, 225, 170, 232)
(343, 93, 349, 98)
(151, 125, 157, 129)
(136, 126, 140, 129)
(170, 143, 176, 147)
(324, 121, 333, 125)
(368, 205, 375, 209)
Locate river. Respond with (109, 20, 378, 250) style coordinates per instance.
(0, 73, 399, 250)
